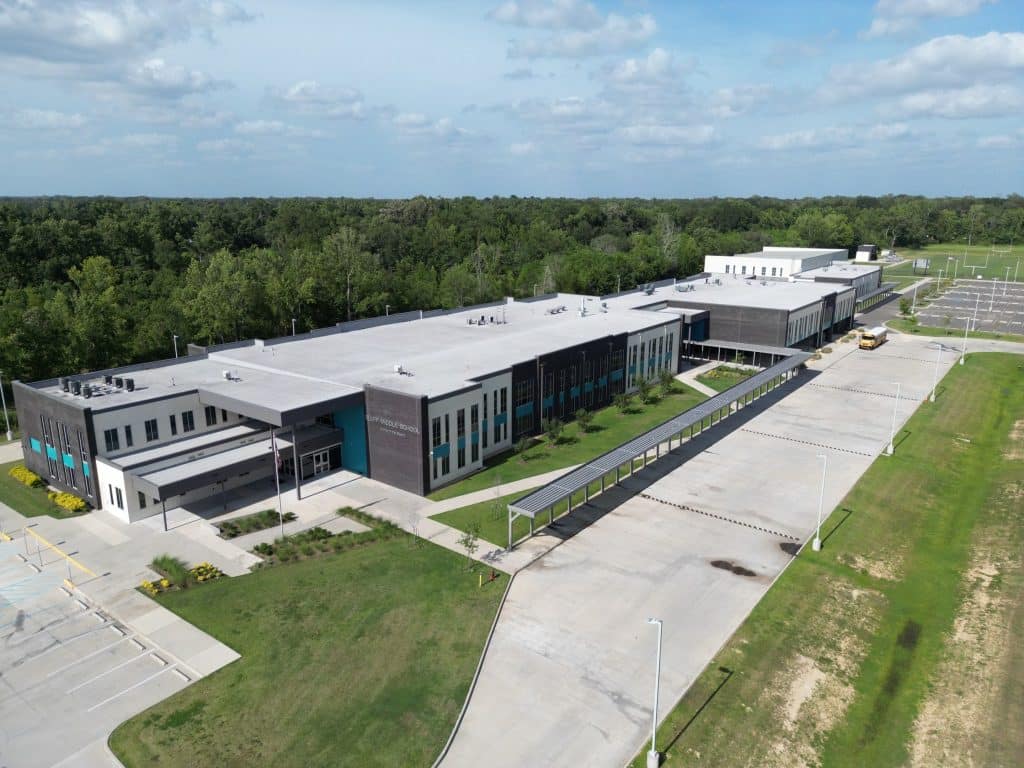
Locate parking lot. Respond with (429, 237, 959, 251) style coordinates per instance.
(916, 278, 1024, 334)
(0, 538, 196, 768)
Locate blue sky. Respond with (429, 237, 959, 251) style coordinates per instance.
(1, 0, 1021, 197)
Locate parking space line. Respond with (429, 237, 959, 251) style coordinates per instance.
(740, 428, 875, 457)
(66, 649, 154, 694)
(40, 631, 131, 678)
(85, 664, 177, 713)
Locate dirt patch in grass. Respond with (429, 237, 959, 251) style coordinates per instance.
(845, 553, 901, 582)
(908, 549, 1019, 767)
(1003, 419, 1024, 460)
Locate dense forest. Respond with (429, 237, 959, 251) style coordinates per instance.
(2, 195, 1022, 389)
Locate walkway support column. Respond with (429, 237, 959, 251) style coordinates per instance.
(292, 425, 301, 501)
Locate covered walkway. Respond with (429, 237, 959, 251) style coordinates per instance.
(506, 350, 811, 549)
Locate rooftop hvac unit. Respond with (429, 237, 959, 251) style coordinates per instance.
(222, 370, 231, 380)
(125, 378, 135, 392)
(394, 363, 403, 375)
(104, 374, 113, 385)
(71, 380, 81, 396)
(114, 377, 124, 389)
(59, 377, 69, 392)
(83, 384, 92, 399)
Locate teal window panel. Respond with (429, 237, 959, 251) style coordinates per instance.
(514, 402, 533, 418)
(457, 436, 466, 450)
(82, 463, 91, 478)
(471, 431, 480, 445)
(45, 444, 57, 460)
(433, 443, 450, 458)
(583, 381, 594, 394)
(610, 369, 624, 382)
(494, 413, 508, 426)
(597, 376, 608, 387)
(627, 365, 637, 375)
(558, 391, 565, 403)
(62, 453, 75, 469)
(570, 386, 580, 398)
(30, 438, 42, 453)
(542, 395, 554, 409)
(481, 418, 489, 433)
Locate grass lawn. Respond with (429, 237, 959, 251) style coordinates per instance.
(888, 317, 1024, 345)
(695, 365, 755, 393)
(0, 460, 84, 519)
(629, 353, 1024, 768)
(432, 488, 542, 548)
(428, 383, 705, 501)
(110, 536, 507, 768)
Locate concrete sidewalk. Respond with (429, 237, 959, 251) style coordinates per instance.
(675, 360, 725, 397)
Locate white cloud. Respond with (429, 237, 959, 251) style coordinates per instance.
(0, 0, 252, 65)
(197, 137, 255, 154)
(977, 131, 1023, 149)
(126, 58, 224, 98)
(709, 84, 774, 118)
(864, 0, 996, 38)
(603, 48, 695, 88)
(6, 108, 87, 130)
(824, 32, 1024, 101)
(509, 141, 537, 155)
(616, 124, 715, 146)
(760, 123, 912, 151)
(73, 132, 178, 157)
(489, 0, 603, 30)
(898, 83, 1024, 118)
(234, 119, 327, 137)
(393, 113, 470, 142)
(271, 80, 371, 119)
(506, 12, 656, 59)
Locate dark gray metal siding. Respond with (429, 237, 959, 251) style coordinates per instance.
(364, 386, 428, 495)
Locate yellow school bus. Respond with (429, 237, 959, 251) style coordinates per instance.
(859, 326, 888, 350)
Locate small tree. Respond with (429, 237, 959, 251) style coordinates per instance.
(574, 408, 593, 433)
(514, 436, 531, 461)
(614, 392, 633, 413)
(457, 524, 480, 569)
(899, 297, 911, 316)
(635, 375, 653, 404)
(658, 368, 676, 396)
(542, 417, 564, 444)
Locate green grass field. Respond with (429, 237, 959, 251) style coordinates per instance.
(109, 536, 507, 767)
(629, 352, 1024, 768)
(888, 317, 1024, 344)
(886, 242, 1021, 283)
(432, 488, 543, 547)
(427, 384, 705, 501)
(695, 365, 755, 393)
(0, 460, 83, 519)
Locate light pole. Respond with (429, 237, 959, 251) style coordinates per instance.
(172, 334, 179, 358)
(291, 318, 296, 336)
(911, 282, 919, 314)
(960, 315, 970, 366)
(952, 256, 959, 282)
(887, 382, 901, 455)
(812, 453, 827, 551)
(646, 617, 663, 768)
(0, 371, 11, 441)
(929, 343, 941, 403)
(385, 304, 390, 317)
(1004, 266, 1011, 295)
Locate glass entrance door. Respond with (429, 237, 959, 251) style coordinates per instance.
(312, 450, 330, 476)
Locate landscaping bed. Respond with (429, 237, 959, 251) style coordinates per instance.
(251, 507, 401, 565)
(216, 508, 297, 538)
(695, 364, 756, 393)
(0, 461, 89, 519)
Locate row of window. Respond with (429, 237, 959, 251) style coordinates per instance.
(102, 406, 232, 453)
(725, 264, 783, 277)
(37, 415, 93, 498)
(431, 387, 509, 483)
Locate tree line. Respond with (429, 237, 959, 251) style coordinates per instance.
(1, 194, 1021, 385)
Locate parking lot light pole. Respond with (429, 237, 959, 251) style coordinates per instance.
(812, 453, 827, 551)
(291, 318, 296, 336)
(646, 617, 663, 768)
(930, 343, 941, 403)
(172, 334, 179, 358)
(1004, 266, 1012, 295)
(961, 315, 970, 365)
(887, 382, 901, 455)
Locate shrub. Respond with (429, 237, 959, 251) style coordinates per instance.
(613, 393, 633, 413)
(574, 408, 593, 433)
(151, 554, 191, 588)
(658, 368, 676, 395)
(48, 491, 87, 513)
(542, 417, 563, 444)
(9, 464, 44, 488)
(188, 561, 223, 583)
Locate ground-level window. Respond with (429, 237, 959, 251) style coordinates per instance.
(457, 409, 466, 469)
(115, 487, 124, 509)
(138, 492, 147, 509)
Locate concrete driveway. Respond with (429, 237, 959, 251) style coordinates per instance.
(440, 332, 981, 768)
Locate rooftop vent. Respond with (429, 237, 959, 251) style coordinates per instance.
(125, 378, 135, 392)
(82, 384, 92, 399)
(71, 380, 81, 396)
(394, 363, 404, 375)
(114, 377, 124, 389)
(104, 375, 113, 386)
(59, 377, 69, 392)
(222, 370, 231, 380)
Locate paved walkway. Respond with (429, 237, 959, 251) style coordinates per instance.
(0, 438, 23, 464)
(439, 334, 1022, 768)
(674, 360, 721, 397)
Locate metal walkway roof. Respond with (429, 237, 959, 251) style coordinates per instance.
(508, 350, 811, 519)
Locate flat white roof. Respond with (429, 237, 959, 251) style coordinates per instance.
(796, 263, 881, 279)
(662, 274, 854, 311)
(708, 247, 847, 261)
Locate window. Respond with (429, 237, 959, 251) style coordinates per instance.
(144, 418, 159, 442)
(771, 267, 777, 277)
(482, 393, 488, 449)
(762, 266, 767, 276)
(741, 265, 747, 274)
(124, 425, 133, 447)
(109, 485, 115, 505)
(204, 405, 217, 427)
(513, 379, 534, 436)
(221, 409, 228, 423)
(182, 411, 195, 432)
(169, 414, 177, 436)
(115, 487, 123, 510)
(471, 404, 479, 463)
(431, 416, 441, 480)
(442, 414, 450, 475)
(138, 492, 147, 509)
(457, 409, 466, 469)
(103, 428, 119, 453)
